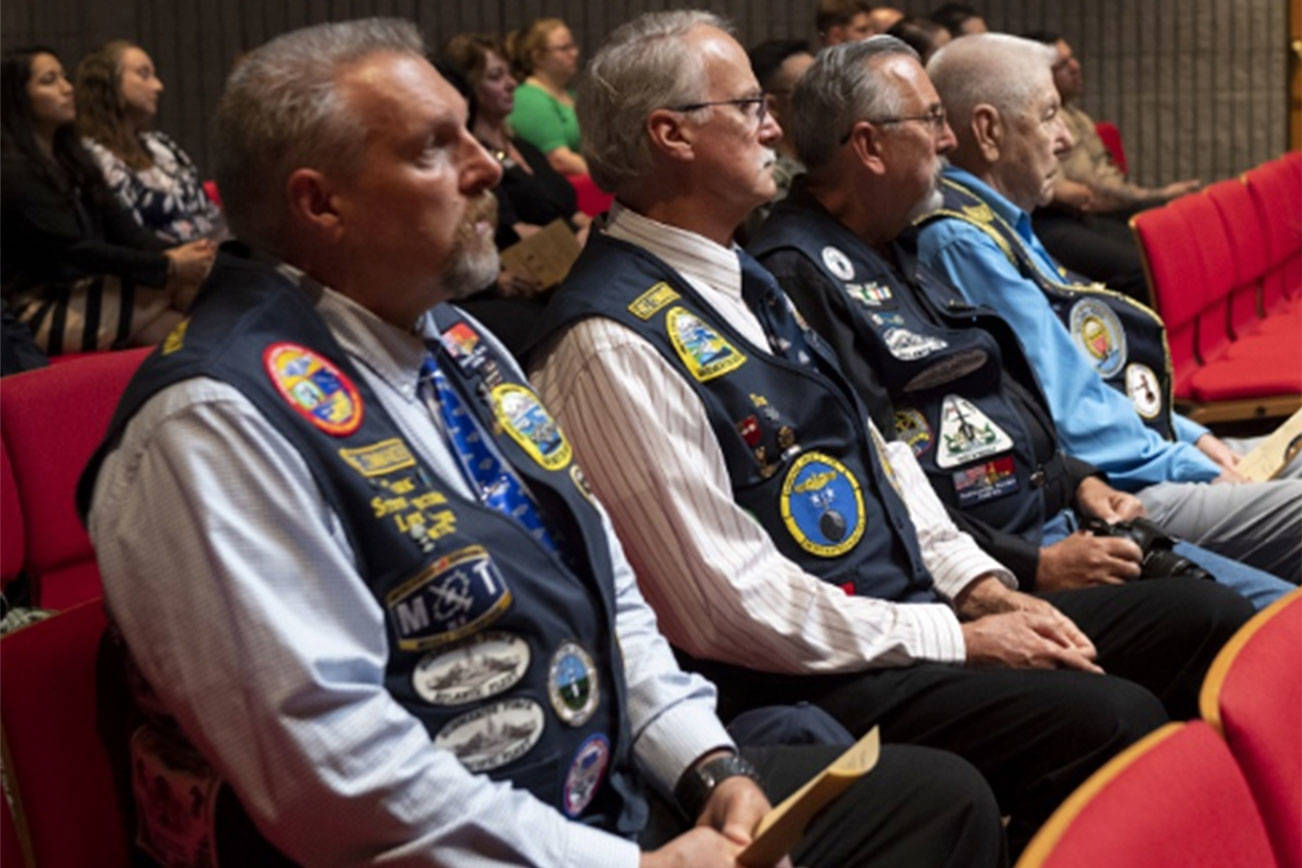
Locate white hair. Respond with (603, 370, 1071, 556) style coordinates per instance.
(926, 33, 1057, 133)
(790, 35, 920, 172)
(575, 10, 731, 195)
(214, 18, 424, 252)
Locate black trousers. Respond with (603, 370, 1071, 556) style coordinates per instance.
(1031, 206, 1150, 303)
(692, 576, 1253, 851)
(639, 743, 1007, 868)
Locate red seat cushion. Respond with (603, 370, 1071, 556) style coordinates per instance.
(1021, 722, 1276, 868)
(1187, 353, 1302, 402)
(566, 173, 614, 218)
(1200, 590, 1302, 868)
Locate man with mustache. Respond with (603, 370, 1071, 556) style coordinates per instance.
(528, 10, 1251, 852)
(79, 18, 1004, 868)
(913, 33, 1302, 586)
(748, 37, 1290, 608)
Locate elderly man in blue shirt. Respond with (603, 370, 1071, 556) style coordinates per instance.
(914, 33, 1302, 586)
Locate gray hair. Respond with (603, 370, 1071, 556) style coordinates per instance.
(790, 35, 920, 172)
(214, 18, 424, 251)
(926, 33, 1057, 133)
(576, 10, 731, 195)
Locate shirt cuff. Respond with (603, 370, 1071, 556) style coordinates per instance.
(633, 700, 735, 800)
(896, 601, 966, 664)
(562, 822, 641, 868)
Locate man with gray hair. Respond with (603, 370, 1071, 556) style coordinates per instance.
(915, 33, 1302, 584)
(79, 17, 1003, 868)
(524, 12, 1239, 853)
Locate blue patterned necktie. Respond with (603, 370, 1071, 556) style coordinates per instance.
(419, 354, 559, 554)
(737, 250, 817, 368)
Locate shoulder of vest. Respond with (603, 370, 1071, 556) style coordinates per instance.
(914, 205, 1018, 269)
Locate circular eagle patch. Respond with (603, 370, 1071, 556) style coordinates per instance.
(263, 342, 363, 436)
(820, 245, 855, 281)
(1068, 299, 1127, 378)
(780, 452, 866, 558)
(490, 383, 572, 471)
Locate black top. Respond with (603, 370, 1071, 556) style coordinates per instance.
(1, 152, 168, 294)
(492, 136, 577, 248)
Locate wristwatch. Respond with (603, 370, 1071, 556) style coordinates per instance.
(673, 752, 762, 820)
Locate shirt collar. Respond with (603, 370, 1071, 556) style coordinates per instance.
(942, 165, 1035, 243)
(604, 202, 743, 301)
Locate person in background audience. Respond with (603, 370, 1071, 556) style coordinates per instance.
(0, 46, 213, 355)
(743, 38, 815, 236)
(508, 17, 588, 175)
(816, 0, 874, 46)
(866, 6, 905, 34)
(916, 33, 1302, 584)
(887, 15, 951, 63)
(82, 18, 1005, 867)
(930, 3, 987, 36)
(75, 41, 226, 245)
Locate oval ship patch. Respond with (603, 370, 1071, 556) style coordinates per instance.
(434, 697, 545, 773)
(412, 631, 531, 706)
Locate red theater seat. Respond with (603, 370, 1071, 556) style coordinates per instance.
(0, 347, 151, 608)
(1200, 589, 1302, 868)
(1245, 157, 1302, 311)
(1093, 121, 1128, 176)
(0, 598, 129, 867)
(1, 439, 24, 595)
(1016, 721, 1277, 868)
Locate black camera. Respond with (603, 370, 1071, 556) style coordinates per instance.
(1082, 517, 1214, 582)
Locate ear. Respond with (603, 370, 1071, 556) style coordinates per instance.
(970, 103, 1002, 163)
(285, 168, 343, 241)
(646, 107, 695, 164)
(846, 121, 887, 176)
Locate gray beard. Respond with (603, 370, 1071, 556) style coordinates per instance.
(438, 245, 501, 301)
(905, 183, 945, 224)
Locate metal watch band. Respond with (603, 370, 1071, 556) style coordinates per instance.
(673, 752, 762, 820)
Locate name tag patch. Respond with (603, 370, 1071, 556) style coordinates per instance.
(628, 282, 681, 320)
(952, 456, 1020, 507)
(780, 452, 866, 558)
(338, 438, 416, 477)
(666, 306, 747, 381)
(413, 631, 531, 706)
(1069, 298, 1127, 378)
(263, 342, 363, 436)
(491, 383, 572, 471)
(563, 733, 610, 817)
(434, 697, 545, 772)
(387, 545, 511, 651)
(937, 394, 1013, 469)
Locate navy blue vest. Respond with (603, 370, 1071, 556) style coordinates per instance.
(751, 197, 1071, 540)
(920, 177, 1177, 440)
(78, 252, 646, 857)
(529, 232, 938, 605)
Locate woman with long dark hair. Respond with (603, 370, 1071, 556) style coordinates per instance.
(75, 40, 225, 244)
(1, 46, 213, 355)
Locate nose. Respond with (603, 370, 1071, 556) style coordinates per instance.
(935, 120, 957, 155)
(1052, 116, 1074, 156)
(758, 110, 782, 148)
(461, 130, 503, 193)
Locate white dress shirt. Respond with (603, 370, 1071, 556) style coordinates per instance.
(531, 205, 1015, 674)
(88, 267, 733, 867)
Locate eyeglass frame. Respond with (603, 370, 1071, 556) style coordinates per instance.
(664, 95, 770, 126)
(838, 104, 949, 144)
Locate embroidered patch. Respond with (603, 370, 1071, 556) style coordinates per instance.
(868, 425, 903, 498)
(548, 641, 599, 726)
(666, 306, 747, 381)
(903, 348, 989, 392)
(952, 456, 1020, 507)
(845, 281, 893, 307)
(490, 383, 572, 471)
(868, 312, 906, 330)
(386, 545, 512, 651)
(129, 726, 220, 867)
(1069, 299, 1127, 378)
(780, 452, 866, 557)
(882, 327, 948, 361)
(161, 319, 189, 356)
(737, 415, 762, 447)
(821, 245, 855, 281)
(413, 630, 531, 706)
(936, 394, 1013, 469)
(369, 475, 459, 553)
(894, 408, 934, 458)
(961, 202, 996, 224)
(1125, 363, 1162, 419)
(434, 697, 545, 772)
(750, 393, 780, 421)
(339, 438, 417, 477)
(628, 282, 681, 320)
(263, 342, 363, 436)
(570, 464, 597, 502)
(563, 734, 610, 818)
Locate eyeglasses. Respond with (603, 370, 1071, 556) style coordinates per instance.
(546, 42, 580, 54)
(665, 95, 769, 126)
(839, 104, 948, 143)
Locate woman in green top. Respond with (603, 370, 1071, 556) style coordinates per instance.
(507, 18, 587, 175)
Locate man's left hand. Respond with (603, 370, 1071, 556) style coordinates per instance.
(1074, 476, 1145, 523)
(697, 775, 772, 849)
(1196, 434, 1245, 481)
(957, 576, 1097, 660)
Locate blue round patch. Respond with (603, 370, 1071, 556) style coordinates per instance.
(780, 452, 866, 557)
(563, 733, 610, 818)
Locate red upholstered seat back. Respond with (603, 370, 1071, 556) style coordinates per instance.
(1245, 158, 1302, 309)
(1017, 721, 1277, 868)
(1, 439, 24, 590)
(1200, 589, 1302, 868)
(1130, 206, 1206, 387)
(1093, 121, 1128, 175)
(0, 598, 130, 867)
(0, 347, 151, 608)
(1206, 178, 1270, 334)
(1168, 195, 1234, 363)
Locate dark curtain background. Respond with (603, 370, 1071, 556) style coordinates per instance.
(1, 0, 1288, 187)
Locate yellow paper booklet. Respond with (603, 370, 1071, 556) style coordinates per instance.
(1236, 408, 1302, 482)
(738, 726, 881, 867)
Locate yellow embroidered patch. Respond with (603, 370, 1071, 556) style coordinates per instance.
(627, 282, 681, 320)
(339, 438, 416, 477)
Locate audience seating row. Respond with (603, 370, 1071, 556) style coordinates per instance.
(1130, 151, 1301, 423)
(1018, 589, 1302, 868)
(0, 347, 151, 611)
